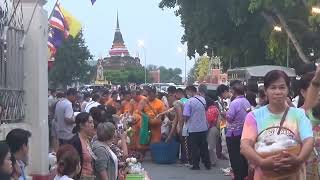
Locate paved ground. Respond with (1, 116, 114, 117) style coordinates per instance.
(143, 159, 231, 180)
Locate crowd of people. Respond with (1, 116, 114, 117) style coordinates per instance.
(1, 66, 320, 180)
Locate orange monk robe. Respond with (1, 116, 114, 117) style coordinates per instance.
(130, 96, 147, 150)
(142, 98, 166, 144)
(120, 100, 133, 115)
(106, 99, 117, 107)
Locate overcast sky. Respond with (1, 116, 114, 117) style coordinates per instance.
(44, 0, 195, 78)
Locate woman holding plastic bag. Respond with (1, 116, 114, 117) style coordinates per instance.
(241, 70, 314, 180)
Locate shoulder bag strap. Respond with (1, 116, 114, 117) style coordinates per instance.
(194, 96, 206, 110)
(277, 107, 290, 135)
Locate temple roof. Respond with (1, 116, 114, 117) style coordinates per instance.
(113, 12, 124, 44)
(109, 12, 129, 57)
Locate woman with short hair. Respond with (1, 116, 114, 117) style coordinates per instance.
(241, 70, 314, 180)
(92, 122, 118, 180)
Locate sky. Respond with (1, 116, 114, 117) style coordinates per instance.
(44, 0, 195, 79)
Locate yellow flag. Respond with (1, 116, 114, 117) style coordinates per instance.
(60, 6, 82, 38)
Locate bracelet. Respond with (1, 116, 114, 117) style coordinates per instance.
(311, 80, 320, 87)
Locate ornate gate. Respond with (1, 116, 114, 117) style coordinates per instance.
(0, 0, 25, 123)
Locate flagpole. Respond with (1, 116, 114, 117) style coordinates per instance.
(49, 0, 60, 20)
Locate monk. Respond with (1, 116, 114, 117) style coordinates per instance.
(106, 91, 118, 107)
(120, 90, 133, 115)
(99, 90, 110, 105)
(129, 90, 147, 151)
(137, 86, 165, 144)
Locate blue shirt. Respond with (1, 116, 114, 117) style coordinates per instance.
(183, 95, 208, 133)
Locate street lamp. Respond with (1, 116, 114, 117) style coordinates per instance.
(273, 25, 290, 67)
(273, 26, 282, 32)
(204, 45, 215, 83)
(178, 46, 187, 85)
(312, 6, 320, 14)
(138, 40, 147, 84)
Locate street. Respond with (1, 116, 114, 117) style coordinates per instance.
(143, 158, 231, 180)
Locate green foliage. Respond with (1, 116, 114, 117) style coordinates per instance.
(267, 32, 287, 66)
(194, 56, 210, 81)
(187, 66, 196, 85)
(160, 0, 320, 69)
(49, 30, 93, 88)
(160, 0, 271, 69)
(105, 67, 146, 84)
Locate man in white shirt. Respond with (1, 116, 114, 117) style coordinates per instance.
(55, 88, 77, 144)
(85, 93, 101, 113)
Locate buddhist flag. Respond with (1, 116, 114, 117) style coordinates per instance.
(91, 0, 96, 5)
(60, 6, 82, 38)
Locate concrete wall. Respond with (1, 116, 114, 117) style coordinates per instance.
(0, 0, 49, 178)
(22, 0, 49, 176)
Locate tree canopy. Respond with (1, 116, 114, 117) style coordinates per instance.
(104, 67, 147, 84)
(49, 30, 93, 88)
(159, 0, 320, 69)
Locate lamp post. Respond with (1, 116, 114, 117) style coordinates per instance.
(178, 46, 187, 85)
(138, 40, 147, 84)
(312, 6, 320, 14)
(205, 45, 217, 83)
(273, 26, 290, 67)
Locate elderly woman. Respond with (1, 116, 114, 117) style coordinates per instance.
(241, 70, 314, 180)
(92, 122, 128, 180)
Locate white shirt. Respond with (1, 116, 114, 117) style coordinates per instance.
(84, 101, 100, 113)
(292, 96, 299, 107)
(54, 175, 73, 180)
(55, 98, 74, 140)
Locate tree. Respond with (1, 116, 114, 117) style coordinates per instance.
(49, 30, 93, 88)
(159, 0, 320, 68)
(105, 67, 147, 84)
(194, 56, 210, 81)
(187, 66, 196, 85)
(248, 0, 320, 63)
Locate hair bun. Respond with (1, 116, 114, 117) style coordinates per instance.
(72, 125, 80, 134)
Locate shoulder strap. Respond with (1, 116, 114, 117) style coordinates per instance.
(277, 107, 290, 135)
(194, 96, 206, 110)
